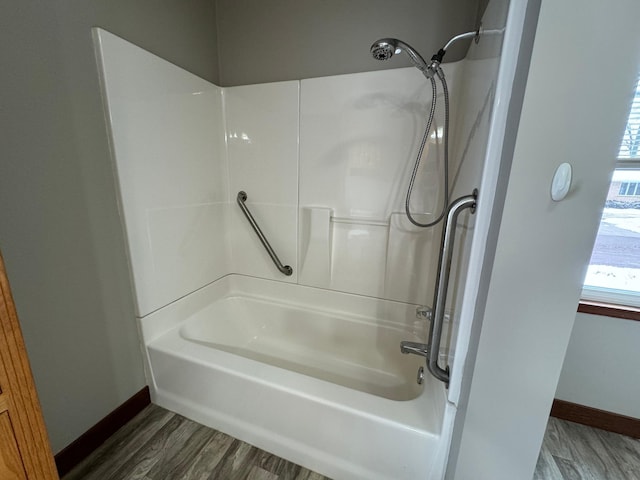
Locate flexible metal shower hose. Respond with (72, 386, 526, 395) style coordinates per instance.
(405, 66, 450, 228)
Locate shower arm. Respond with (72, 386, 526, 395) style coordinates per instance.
(443, 30, 478, 52)
(430, 26, 505, 69)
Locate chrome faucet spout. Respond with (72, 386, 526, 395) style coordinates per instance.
(400, 341, 429, 358)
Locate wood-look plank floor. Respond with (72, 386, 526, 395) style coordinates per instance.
(534, 416, 640, 480)
(63, 404, 640, 480)
(63, 404, 331, 480)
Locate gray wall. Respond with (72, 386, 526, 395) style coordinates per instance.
(215, 0, 483, 86)
(0, 0, 218, 453)
(555, 312, 640, 419)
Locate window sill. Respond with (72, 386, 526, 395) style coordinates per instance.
(578, 300, 640, 322)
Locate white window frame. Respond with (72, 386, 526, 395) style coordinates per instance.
(581, 159, 640, 308)
(581, 74, 640, 308)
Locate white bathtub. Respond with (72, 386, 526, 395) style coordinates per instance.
(140, 275, 450, 480)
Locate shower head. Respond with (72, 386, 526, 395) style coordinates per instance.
(370, 38, 396, 61)
(370, 38, 435, 78)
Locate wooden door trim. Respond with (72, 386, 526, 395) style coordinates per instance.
(0, 251, 58, 479)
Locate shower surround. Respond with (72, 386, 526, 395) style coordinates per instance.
(97, 30, 458, 314)
(94, 0, 507, 474)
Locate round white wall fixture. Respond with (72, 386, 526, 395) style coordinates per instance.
(551, 162, 572, 201)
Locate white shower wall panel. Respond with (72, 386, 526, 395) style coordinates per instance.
(328, 222, 389, 298)
(385, 213, 439, 305)
(300, 67, 450, 220)
(94, 29, 229, 317)
(97, 26, 470, 317)
(224, 82, 300, 282)
(224, 82, 300, 206)
(298, 66, 460, 303)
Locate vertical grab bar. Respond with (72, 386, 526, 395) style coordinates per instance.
(236, 191, 293, 276)
(427, 189, 478, 386)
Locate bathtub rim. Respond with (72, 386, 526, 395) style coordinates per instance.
(139, 273, 448, 429)
(139, 273, 434, 343)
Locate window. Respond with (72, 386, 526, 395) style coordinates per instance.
(619, 182, 640, 196)
(582, 76, 640, 307)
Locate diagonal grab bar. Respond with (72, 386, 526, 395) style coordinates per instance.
(427, 189, 478, 387)
(236, 191, 293, 276)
